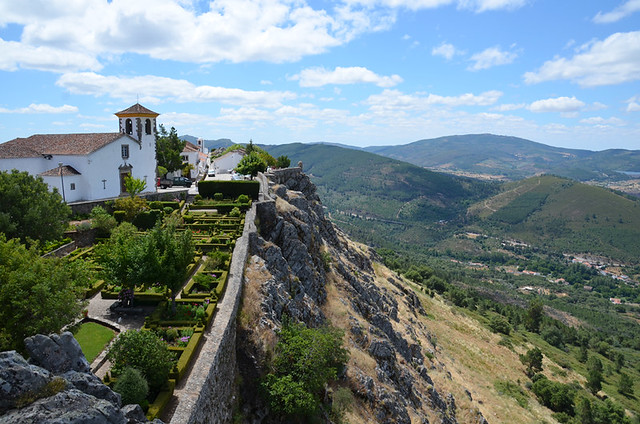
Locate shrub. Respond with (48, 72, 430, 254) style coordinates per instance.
(198, 181, 260, 199)
(236, 194, 249, 203)
(204, 251, 229, 270)
(214, 192, 224, 201)
(90, 206, 117, 237)
(163, 207, 174, 215)
(489, 315, 512, 335)
(276, 155, 291, 169)
(113, 367, 149, 406)
(113, 210, 126, 223)
(229, 207, 241, 217)
(113, 196, 148, 221)
(107, 330, 173, 392)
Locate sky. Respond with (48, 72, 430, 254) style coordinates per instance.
(0, 0, 639, 151)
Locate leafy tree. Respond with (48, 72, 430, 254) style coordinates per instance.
(530, 375, 575, 415)
(0, 235, 89, 351)
(0, 170, 71, 243)
(113, 196, 148, 221)
(94, 223, 157, 303)
(489, 314, 511, 335)
(276, 155, 291, 169)
(123, 175, 147, 197)
(148, 223, 194, 314)
(617, 372, 633, 396)
(235, 151, 267, 179)
(107, 329, 173, 392)
(578, 344, 589, 363)
(520, 347, 543, 377)
(586, 357, 603, 395)
(524, 298, 544, 333)
(156, 125, 186, 173)
(575, 397, 594, 424)
(90, 206, 117, 237)
(261, 318, 349, 419)
(113, 367, 148, 406)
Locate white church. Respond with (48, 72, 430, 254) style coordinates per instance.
(0, 103, 159, 203)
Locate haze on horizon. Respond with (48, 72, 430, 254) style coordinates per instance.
(0, 0, 639, 151)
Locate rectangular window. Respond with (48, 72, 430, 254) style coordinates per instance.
(70, 183, 76, 190)
(181, 155, 189, 162)
(121, 144, 129, 159)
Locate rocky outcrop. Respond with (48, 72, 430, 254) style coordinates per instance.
(239, 169, 481, 424)
(0, 332, 160, 424)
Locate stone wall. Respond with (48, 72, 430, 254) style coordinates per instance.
(68, 189, 190, 215)
(263, 166, 302, 186)
(169, 199, 257, 424)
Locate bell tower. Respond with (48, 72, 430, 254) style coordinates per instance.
(114, 103, 159, 147)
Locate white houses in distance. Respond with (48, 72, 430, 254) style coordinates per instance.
(0, 103, 159, 202)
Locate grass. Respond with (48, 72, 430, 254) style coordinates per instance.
(72, 321, 116, 363)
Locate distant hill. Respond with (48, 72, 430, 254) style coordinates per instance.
(365, 134, 640, 182)
(264, 143, 497, 249)
(469, 174, 640, 261)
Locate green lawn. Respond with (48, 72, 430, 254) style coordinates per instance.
(72, 322, 116, 363)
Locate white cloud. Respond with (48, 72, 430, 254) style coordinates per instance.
(364, 89, 502, 113)
(432, 42, 463, 60)
(0, 39, 101, 72)
(492, 103, 526, 111)
(291, 66, 403, 87)
(524, 31, 640, 87)
(55, 72, 296, 107)
(579, 116, 625, 126)
(0, 103, 78, 114)
(457, 0, 527, 13)
(528, 96, 585, 113)
(593, 0, 640, 23)
(468, 46, 518, 71)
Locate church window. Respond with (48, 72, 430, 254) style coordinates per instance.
(70, 183, 76, 190)
(125, 119, 133, 134)
(145, 119, 152, 134)
(121, 144, 130, 159)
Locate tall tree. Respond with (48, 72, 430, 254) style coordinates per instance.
(148, 223, 194, 314)
(617, 372, 634, 396)
(0, 235, 90, 352)
(0, 170, 71, 243)
(524, 298, 544, 333)
(520, 347, 543, 377)
(156, 125, 186, 174)
(235, 151, 267, 179)
(586, 357, 603, 395)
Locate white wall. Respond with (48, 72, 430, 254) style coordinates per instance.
(212, 151, 244, 174)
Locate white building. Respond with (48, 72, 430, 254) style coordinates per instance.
(211, 149, 245, 174)
(0, 103, 159, 202)
(181, 139, 208, 179)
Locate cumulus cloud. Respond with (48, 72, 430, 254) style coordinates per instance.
(626, 96, 640, 112)
(364, 89, 502, 113)
(290, 66, 403, 87)
(492, 103, 526, 111)
(56, 72, 296, 107)
(0, 39, 101, 72)
(579, 116, 625, 126)
(345, 0, 526, 12)
(593, 0, 640, 23)
(524, 31, 640, 86)
(528, 96, 585, 113)
(431, 42, 464, 60)
(457, 0, 527, 13)
(0, 103, 78, 114)
(468, 46, 518, 71)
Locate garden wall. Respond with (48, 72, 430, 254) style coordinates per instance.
(169, 194, 258, 424)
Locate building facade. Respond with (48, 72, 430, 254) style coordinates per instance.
(0, 103, 159, 202)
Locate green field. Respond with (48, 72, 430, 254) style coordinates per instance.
(72, 321, 116, 363)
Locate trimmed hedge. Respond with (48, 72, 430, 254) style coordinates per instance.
(168, 329, 204, 381)
(198, 180, 259, 200)
(146, 379, 176, 421)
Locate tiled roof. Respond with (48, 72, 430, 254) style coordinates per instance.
(114, 103, 159, 116)
(183, 141, 199, 152)
(39, 165, 82, 177)
(0, 133, 124, 158)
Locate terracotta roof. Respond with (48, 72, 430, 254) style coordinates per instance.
(183, 141, 199, 152)
(39, 165, 81, 177)
(114, 103, 159, 117)
(0, 133, 125, 158)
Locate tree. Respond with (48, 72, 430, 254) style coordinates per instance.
(148, 223, 194, 314)
(235, 151, 267, 179)
(123, 175, 147, 197)
(107, 330, 173, 392)
(575, 397, 594, 424)
(156, 125, 186, 173)
(617, 372, 633, 396)
(0, 234, 90, 352)
(113, 367, 148, 406)
(276, 155, 291, 168)
(586, 357, 603, 395)
(524, 298, 544, 333)
(0, 170, 71, 243)
(94, 223, 157, 304)
(520, 347, 543, 377)
(90, 206, 117, 237)
(489, 314, 512, 335)
(261, 318, 349, 419)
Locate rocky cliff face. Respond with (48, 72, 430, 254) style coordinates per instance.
(0, 332, 159, 424)
(238, 170, 488, 424)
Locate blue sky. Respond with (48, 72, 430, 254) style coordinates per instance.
(1, 0, 639, 151)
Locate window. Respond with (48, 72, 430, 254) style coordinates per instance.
(70, 183, 76, 190)
(121, 144, 130, 159)
(145, 119, 152, 134)
(181, 155, 189, 162)
(125, 119, 133, 134)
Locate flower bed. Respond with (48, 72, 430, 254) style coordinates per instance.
(144, 299, 216, 328)
(182, 270, 228, 300)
